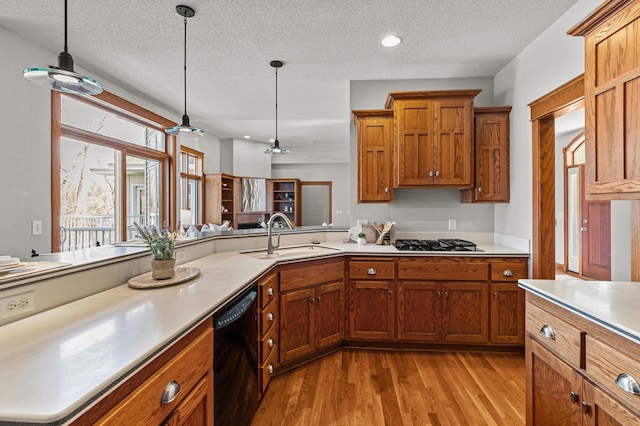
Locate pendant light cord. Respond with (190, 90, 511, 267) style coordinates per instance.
(183, 15, 188, 116)
(63, 0, 69, 54)
(275, 65, 278, 143)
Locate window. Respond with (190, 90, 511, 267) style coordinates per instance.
(53, 91, 176, 252)
(179, 146, 204, 228)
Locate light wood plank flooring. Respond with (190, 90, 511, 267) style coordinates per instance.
(252, 349, 525, 426)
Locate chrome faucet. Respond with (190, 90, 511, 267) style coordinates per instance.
(266, 212, 295, 255)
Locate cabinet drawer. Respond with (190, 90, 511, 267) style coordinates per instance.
(526, 302, 582, 368)
(586, 335, 640, 415)
(260, 319, 278, 364)
(96, 327, 213, 425)
(259, 271, 279, 308)
(398, 258, 489, 281)
(349, 259, 395, 280)
(280, 258, 344, 291)
(260, 298, 278, 336)
(260, 344, 278, 395)
(490, 261, 526, 281)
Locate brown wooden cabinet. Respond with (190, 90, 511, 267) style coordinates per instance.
(461, 106, 511, 203)
(270, 179, 301, 225)
(385, 90, 479, 188)
(279, 257, 344, 363)
(204, 173, 238, 227)
(352, 109, 394, 203)
(258, 270, 279, 395)
(525, 293, 640, 425)
(569, 0, 640, 199)
(77, 321, 214, 426)
(489, 259, 526, 344)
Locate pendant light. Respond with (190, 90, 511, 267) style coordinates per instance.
(165, 5, 204, 136)
(23, 0, 103, 96)
(265, 60, 290, 154)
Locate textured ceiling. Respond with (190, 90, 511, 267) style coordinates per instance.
(1, 0, 580, 158)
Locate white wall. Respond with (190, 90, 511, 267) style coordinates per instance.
(349, 77, 497, 233)
(0, 25, 222, 257)
(229, 138, 272, 178)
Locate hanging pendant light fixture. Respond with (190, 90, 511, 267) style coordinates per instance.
(165, 5, 204, 136)
(265, 60, 289, 154)
(23, 0, 103, 95)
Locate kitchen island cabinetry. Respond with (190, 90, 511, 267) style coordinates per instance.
(385, 90, 479, 188)
(522, 287, 640, 425)
(352, 109, 394, 202)
(279, 257, 344, 364)
(461, 106, 512, 203)
(76, 320, 214, 426)
(258, 270, 279, 395)
(569, 0, 640, 199)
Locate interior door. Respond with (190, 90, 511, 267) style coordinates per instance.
(566, 166, 581, 273)
(580, 166, 611, 280)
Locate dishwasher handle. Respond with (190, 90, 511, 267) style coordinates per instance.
(215, 288, 257, 330)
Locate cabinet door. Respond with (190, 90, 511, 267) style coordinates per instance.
(432, 99, 473, 186)
(355, 111, 393, 202)
(490, 283, 524, 344)
(164, 374, 214, 426)
(397, 281, 440, 341)
(474, 108, 510, 202)
(527, 338, 583, 425)
(280, 288, 315, 362)
(316, 281, 345, 348)
(394, 99, 434, 186)
(348, 281, 394, 340)
(583, 380, 640, 425)
(441, 282, 488, 343)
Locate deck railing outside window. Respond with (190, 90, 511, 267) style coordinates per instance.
(59, 214, 159, 251)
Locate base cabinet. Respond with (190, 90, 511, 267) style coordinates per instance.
(348, 280, 395, 340)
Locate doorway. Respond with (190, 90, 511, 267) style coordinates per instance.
(300, 182, 332, 226)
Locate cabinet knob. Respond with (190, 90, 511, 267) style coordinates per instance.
(267, 286, 274, 296)
(581, 401, 590, 414)
(493, 292, 498, 299)
(502, 269, 514, 277)
(477, 186, 483, 193)
(267, 364, 274, 374)
(429, 171, 434, 177)
(267, 337, 275, 348)
(389, 290, 393, 297)
(310, 297, 315, 305)
(580, 227, 588, 232)
(569, 391, 578, 403)
(317, 296, 321, 304)
(267, 312, 274, 322)
(385, 187, 389, 193)
(539, 324, 556, 340)
(435, 171, 440, 177)
(367, 268, 377, 275)
(161, 381, 182, 405)
(616, 373, 640, 395)
(437, 291, 441, 298)
(444, 291, 449, 298)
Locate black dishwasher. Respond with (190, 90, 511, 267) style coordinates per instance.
(213, 282, 258, 426)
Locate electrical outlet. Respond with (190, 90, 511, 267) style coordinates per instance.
(32, 220, 43, 236)
(448, 219, 457, 231)
(0, 291, 35, 319)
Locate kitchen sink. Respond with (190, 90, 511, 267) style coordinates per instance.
(240, 244, 343, 260)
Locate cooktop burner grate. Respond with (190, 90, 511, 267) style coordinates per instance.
(394, 239, 478, 252)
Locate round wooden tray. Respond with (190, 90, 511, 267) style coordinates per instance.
(128, 267, 201, 289)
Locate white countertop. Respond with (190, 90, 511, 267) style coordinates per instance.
(0, 240, 528, 424)
(518, 279, 640, 345)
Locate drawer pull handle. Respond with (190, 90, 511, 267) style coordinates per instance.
(540, 325, 556, 340)
(267, 337, 275, 347)
(161, 381, 182, 405)
(267, 312, 274, 322)
(267, 286, 274, 296)
(503, 269, 514, 277)
(569, 391, 578, 403)
(581, 401, 589, 414)
(616, 373, 640, 395)
(367, 268, 377, 275)
(267, 364, 274, 374)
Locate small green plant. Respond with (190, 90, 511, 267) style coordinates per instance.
(134, 222, 177, 260)
(358, 232, 366, 238)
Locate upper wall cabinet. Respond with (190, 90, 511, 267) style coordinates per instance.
(385, 90, 480, 188)
(352, 109, 394, 203)
(569, 0, 640, 199)
(461, 107, 512, 203)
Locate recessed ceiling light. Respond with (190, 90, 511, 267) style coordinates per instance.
(244, 135, 251, 139)
(381, 35, 402, 47)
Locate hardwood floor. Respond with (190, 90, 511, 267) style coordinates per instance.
(252, 349, 525, 426)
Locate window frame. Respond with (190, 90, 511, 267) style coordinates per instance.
(179, 145, 204, 225)
(51, 90, 177, 251)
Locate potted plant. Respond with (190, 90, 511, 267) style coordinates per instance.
(357, 232, 367, 245)
(134, 222, 177, 280)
